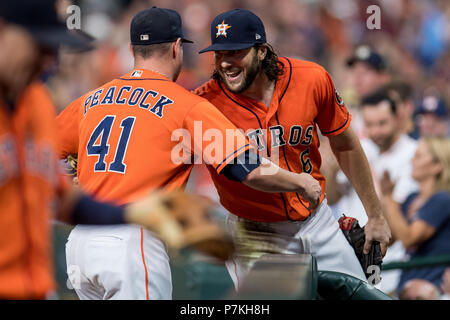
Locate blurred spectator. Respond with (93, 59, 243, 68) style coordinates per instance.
(47, 1, 450, 107)
(399, 279, 441, 300)
(383, 81, 417, 139)
(380, 137, 450, 297)
(346, 45, 391, 99)
(342, 45, 392, 140)
(414, 95, 449, 139)
(441, 268, 450, 299)
(46, 1, 450, 144)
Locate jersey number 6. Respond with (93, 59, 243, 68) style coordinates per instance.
(87, 115, 136, 174)
(300, 148, 313, 174)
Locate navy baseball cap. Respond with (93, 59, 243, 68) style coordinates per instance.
(415, 96, 448, 118)
(346, 45, 386, 71)
(199, 9, 266, 53)
(130, 7, 193, 45)
(0, 0, 93, 51)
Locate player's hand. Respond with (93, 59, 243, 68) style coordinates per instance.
(124, 191, 235, 261)
(363, 214, 391, 257)
(297, 173, 321, 212)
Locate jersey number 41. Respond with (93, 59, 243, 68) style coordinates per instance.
(87, 115, 135, 174)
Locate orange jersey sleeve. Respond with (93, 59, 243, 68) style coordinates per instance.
(314, 70, 351, 136)
(57, 96, 82, 159)
(183, 101, 251, 174)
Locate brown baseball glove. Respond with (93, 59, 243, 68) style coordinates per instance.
(126, 191, 235, 261)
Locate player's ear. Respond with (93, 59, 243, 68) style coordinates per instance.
(257, 45, 267, 62)
(172, 38, 182, 59)
(129, 43, 134, 57)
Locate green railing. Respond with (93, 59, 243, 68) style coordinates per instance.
(382, 254, 450, 271)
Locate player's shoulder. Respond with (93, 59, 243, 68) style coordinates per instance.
(282, 57, 329, 81)
(281, 58, 338, 96)
(24, 81, 58, 117)
(164, 80, 211, 108)
(117, 73, 207, 107)
(193, 79, 221, 100)
(26, 81, 54, 102)
(73, 79, 116, 106)
(88, 78, 118, 98)
(280, 57, 326, 74)
(283, 57, 324, 70)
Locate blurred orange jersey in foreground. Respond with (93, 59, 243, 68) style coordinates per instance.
(0, 82, 68, 299)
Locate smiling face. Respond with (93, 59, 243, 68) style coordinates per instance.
(213, 47, 262, 94)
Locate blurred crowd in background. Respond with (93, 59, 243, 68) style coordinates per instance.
(49, 0, 450, 117)
(46, 0, 449, 300)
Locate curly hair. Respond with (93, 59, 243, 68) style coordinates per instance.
(257, 43, 285, 81)
(212, 43, 285, 82)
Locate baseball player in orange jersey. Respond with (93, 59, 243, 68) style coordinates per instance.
(0, 0, 213, 299)
(196, 9, 392, 288)
(56, 7, 322, 300)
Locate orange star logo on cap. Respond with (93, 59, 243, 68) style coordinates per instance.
(216, 20, 231, 38)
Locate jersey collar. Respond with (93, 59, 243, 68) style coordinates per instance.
(120, 68, 171, 81)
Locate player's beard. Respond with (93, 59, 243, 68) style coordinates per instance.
(217, 53, 262, 94)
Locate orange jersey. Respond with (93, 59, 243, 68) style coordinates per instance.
(195, 57, 351, 222)
(57, 69, 251, 205)
(0, 82, 67, 299)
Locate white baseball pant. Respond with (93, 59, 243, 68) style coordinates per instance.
(225, 198, 367, 290)
(65, 224, 172, 300)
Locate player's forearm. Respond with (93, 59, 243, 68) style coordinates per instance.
(58, 188, 182, 239)
(243, 158, 311, 193)
(57, 187, 126, 225)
